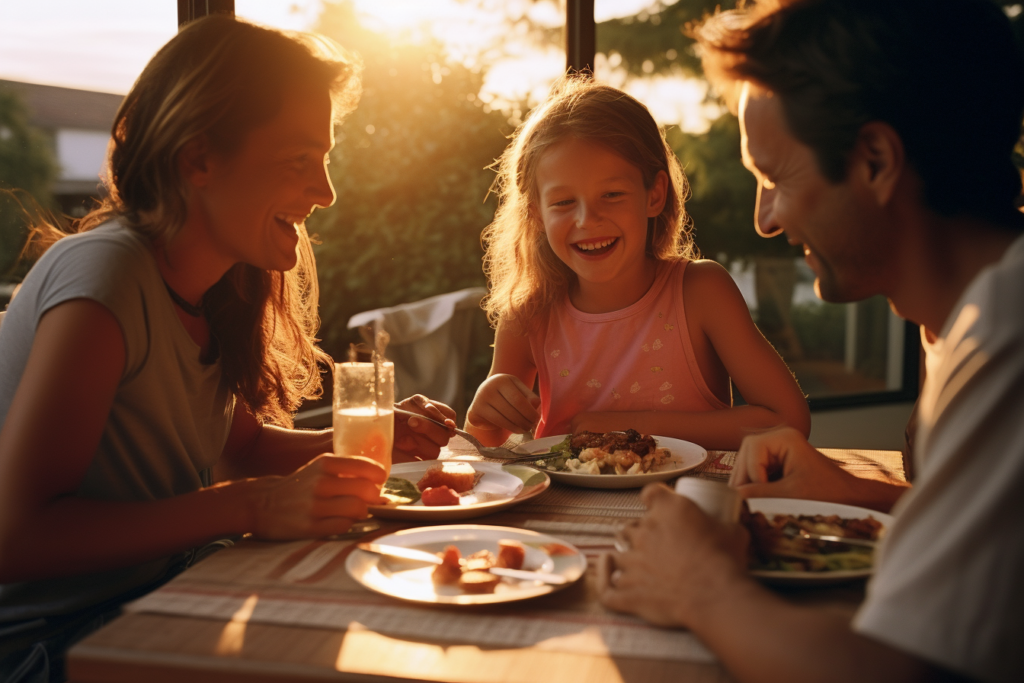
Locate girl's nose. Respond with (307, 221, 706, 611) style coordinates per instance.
(575, 200, 601, 229)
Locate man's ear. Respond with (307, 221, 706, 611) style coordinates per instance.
(852, 122, 904, 206)
(178, 136, 212, 188)
(646, 169, 669, 217)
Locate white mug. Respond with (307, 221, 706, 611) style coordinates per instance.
(674, 478, 742, 523)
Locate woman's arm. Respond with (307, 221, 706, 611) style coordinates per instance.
(464, 321, 540, 447)
(0, 300, 384, 583)
(215, 395, 458, 482)
(574, 261, 811, 450)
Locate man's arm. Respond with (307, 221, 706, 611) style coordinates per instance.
(730, 427, 910, 513)
(599, 485, 966, 683)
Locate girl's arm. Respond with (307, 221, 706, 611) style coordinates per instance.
(572, 261, 810, 450)
(464, 320, 540, 447)
(0, 300, 385, 583)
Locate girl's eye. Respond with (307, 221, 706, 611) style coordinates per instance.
(551, 199, 574, 207)
(604, 191, 624, 198)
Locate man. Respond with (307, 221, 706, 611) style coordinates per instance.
(599, 1, 1024, 681)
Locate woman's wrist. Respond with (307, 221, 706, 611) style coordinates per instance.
(207, 477, 267, 536)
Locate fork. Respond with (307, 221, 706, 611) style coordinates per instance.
(392, 408, 562, 462)
(781, 523, 877, 549)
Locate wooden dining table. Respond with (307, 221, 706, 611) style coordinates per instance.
(67, 440, 906, 683)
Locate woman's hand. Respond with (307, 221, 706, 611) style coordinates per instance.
(393, 394, 456, 463)
(730, 426, 857, 501)
(245, 454, 387, 540)
(599, 483, 751, 627)
(465, 373, 540, 435)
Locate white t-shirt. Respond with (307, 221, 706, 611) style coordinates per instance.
(0, 220, 234, 621)
(853, 233, 1024, 683)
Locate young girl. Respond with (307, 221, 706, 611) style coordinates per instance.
(466, 78, 810, 450)
(0, 17, 453, 679)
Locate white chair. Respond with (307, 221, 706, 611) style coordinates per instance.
(347, 287, 488, 419)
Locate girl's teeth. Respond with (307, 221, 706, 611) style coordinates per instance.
(578, 239, 614, 251)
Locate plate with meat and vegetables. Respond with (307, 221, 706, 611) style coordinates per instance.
(345, 524, 587, 604)
(744, 498, 894, 585)
(369, 460, 550, 521)
(515, 430, 707, 489)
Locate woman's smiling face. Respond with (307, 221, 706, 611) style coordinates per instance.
(535, 137, 666, 292)
(191, 84, 337, 273)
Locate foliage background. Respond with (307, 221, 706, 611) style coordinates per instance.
(0, 87, 56, 283)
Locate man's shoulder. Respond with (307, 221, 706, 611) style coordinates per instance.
(964, 232, 1024, 342)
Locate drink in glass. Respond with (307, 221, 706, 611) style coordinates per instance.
(333, 361, 395, 478)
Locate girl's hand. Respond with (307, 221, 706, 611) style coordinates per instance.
(394, 394, 457, 462)
(245, 454, 387, 539)
(466, 373, 540, 434)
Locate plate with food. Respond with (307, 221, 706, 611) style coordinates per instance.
(744, 498, 894, 585)
(515, 430, 707, 489)
(346, 524, 587, 604)
(369, 460, 550, 521)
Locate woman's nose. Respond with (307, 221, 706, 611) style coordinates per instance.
(310, 159, 336, 210)
(755, 183, 782, 237)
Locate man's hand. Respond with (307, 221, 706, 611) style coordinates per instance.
(465, 374, 540, 434)
(245, 454, 386, 540)
(599, 483, 751, 627)
(731, 427, 859, 502)
(731, 427, 910, 512)
(393, 394, 457, 462)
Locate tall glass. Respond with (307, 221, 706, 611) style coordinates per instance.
(333, 362, 395, 479)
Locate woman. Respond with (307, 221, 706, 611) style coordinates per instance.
(0, 16, 454, 680)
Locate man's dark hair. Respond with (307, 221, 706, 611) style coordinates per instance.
(695, 0, 1024, 226)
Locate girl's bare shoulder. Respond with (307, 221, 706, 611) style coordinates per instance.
(681, 259, 753, 332)
(682, 258, 741, 295)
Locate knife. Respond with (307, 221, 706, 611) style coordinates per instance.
(356, 543, 569, 585)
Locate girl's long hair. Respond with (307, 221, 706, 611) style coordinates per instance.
(25, 15, 361, 426)
(481, 76, 694, 333)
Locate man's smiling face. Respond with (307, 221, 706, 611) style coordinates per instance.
(739, 82, 889, 303)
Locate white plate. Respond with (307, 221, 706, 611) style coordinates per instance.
(368, 461, 550, 521)
(515, 434, 707, 489)
(346, 524, 587, 605)
(746, 498, 895, 585)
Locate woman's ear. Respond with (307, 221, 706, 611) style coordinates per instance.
(178, 136, 212, 188)
(851, 122, 905, 207)
(646, 170, 669, 217)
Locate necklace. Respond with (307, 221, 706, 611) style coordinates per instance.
(165, 282, 203, 317)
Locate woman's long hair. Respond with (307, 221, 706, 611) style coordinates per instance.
(26, 16, 361, 426)
(481, 76, 694, 334)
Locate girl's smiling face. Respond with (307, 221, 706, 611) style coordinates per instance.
(535, 137, 667, 309)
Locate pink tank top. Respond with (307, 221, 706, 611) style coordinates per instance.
(529, 260, 729, 437)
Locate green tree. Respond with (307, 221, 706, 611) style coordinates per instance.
(0, 87, 57, 280)
(310, 2, 510, 364)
